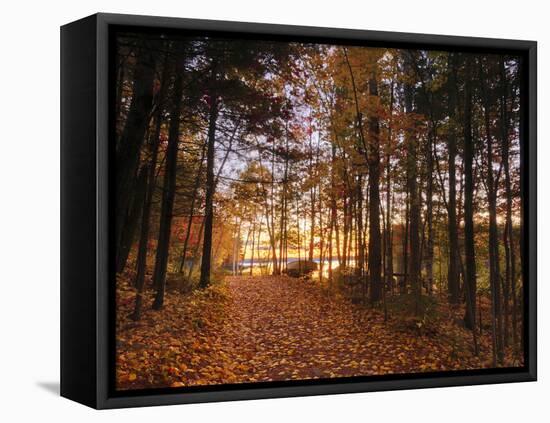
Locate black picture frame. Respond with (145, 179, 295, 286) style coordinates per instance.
(61, 12, 537, 409)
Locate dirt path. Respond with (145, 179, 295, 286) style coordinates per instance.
(217, 275, 393, 381)
(213, 276, 481, 382)
(116, 275, 495, 389)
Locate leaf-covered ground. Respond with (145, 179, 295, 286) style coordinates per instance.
(116, 275, 522, 390)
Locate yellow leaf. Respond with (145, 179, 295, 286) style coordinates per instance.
(171, 381, 185, 388)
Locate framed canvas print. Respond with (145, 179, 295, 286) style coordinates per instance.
(60, 13, 537, 409)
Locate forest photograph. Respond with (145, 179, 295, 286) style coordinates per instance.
(113, 29, 525, 391)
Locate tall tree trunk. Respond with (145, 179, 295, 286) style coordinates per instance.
(269, 137, 280, 274)
(296, 199, 302, 273)
(152, 72, 184, 309)
(178, 144, 207, 273)
(131, 111, 164, 320)
(250, 218, 256, 276)
(501, 59, 518, 353)
(518, 57, 525, 352)
(404, 57, 421, 314)
(116, 167, 148, 273)
(342, 194, 348, 268)
(425, 129, 435, 295)
(479, 58, 503, 363)
(241, 220, 252, 274)
(500, 59, 515, 350)
(368, 72, 382, 304)
(308, 126, 316, 263)
(319, 188, 325, 284)
(447, 53, 461, 305)
(385, 80, 394, 294)
(187, 218, 205, 280)
(199, 85, 219, 288)
(115, 46, 156, 257)
(342, 48, 367, 273)
(232, 217, 242, 275)
(261, 183, 279, 276)
(402, 192, 409, 294)
(357, 175, 365, 276)
(256, 219, 263, 274)
(463, 57, 479, 358)
(279, 136, 289, 272)
(347, 196, 353, 269)
(131, 53, 171, 319)
(329, 143, 338, 284)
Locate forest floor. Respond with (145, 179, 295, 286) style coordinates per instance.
(116, 275, 522, 390)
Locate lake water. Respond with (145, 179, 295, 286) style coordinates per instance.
(235, 257, 357, 277)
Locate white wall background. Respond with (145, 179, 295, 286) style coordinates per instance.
(1, 0, 546, 420)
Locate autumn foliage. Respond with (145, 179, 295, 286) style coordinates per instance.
(114, 30, 525, 390)
(117, 274, 521, 389)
